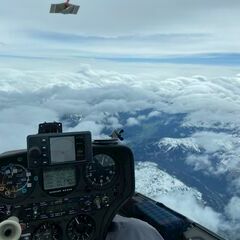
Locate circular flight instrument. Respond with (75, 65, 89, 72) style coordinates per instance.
(85, 154, 117, 187)
(32, 222, 62, 240)
(67, 215, 95, 240)
(0, 164, 33, 199)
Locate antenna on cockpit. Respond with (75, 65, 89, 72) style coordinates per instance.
(50, 0, 80, 15)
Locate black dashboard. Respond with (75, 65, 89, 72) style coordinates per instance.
(0, 128, 135, 240)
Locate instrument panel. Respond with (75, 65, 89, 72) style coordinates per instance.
(0, 133, 135, 240)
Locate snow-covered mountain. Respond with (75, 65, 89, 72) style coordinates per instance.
(135, 161, 202, 201)
(157, 137, 201, 153)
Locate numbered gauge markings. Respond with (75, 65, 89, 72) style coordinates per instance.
(0, 164, 33, 199)
(32, 222, 63, 240)
(85, 154, 117, 188)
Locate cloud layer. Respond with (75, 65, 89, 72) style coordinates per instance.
(0, 67, 240, 176)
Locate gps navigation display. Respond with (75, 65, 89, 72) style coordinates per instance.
(50, 136, 76, 163)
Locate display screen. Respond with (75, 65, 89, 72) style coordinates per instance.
(50, 136, 76, 163)
(43, 167, 76, 190)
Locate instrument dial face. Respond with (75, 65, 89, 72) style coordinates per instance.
(86, 154, 116, 187)
(67, 215, 95, 240)
(0, 164, 33, 199)
(32, 223, 62, 240)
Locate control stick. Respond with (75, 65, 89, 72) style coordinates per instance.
(0, 217, 22, 240)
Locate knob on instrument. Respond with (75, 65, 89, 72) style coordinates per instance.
(0, 216, 22, 240)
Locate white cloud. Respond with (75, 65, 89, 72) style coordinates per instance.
(160, 193, 223, 234)
(0, 123, 35, 152)
(193, 132, 237, 154)
(186, 155, 213, 172)
(222, 196, 240, 239)
(1, 67, 240, 150)
(71, 120, 104, 138)
(148, 110, 161, 118)
(0, 105, 58, 152)
(105, 116, 123, 129)
(231, 178, 240, 194)
(126, 117, 140, 126)
(182, 132, 240, 180)
(0, 106, 57, 125)
(1, 67, 240, 142)
(225, 196, 240, 221)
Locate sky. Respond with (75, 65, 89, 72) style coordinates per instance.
(0, 1, 240, 239)
(1, 0, 240, 70)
